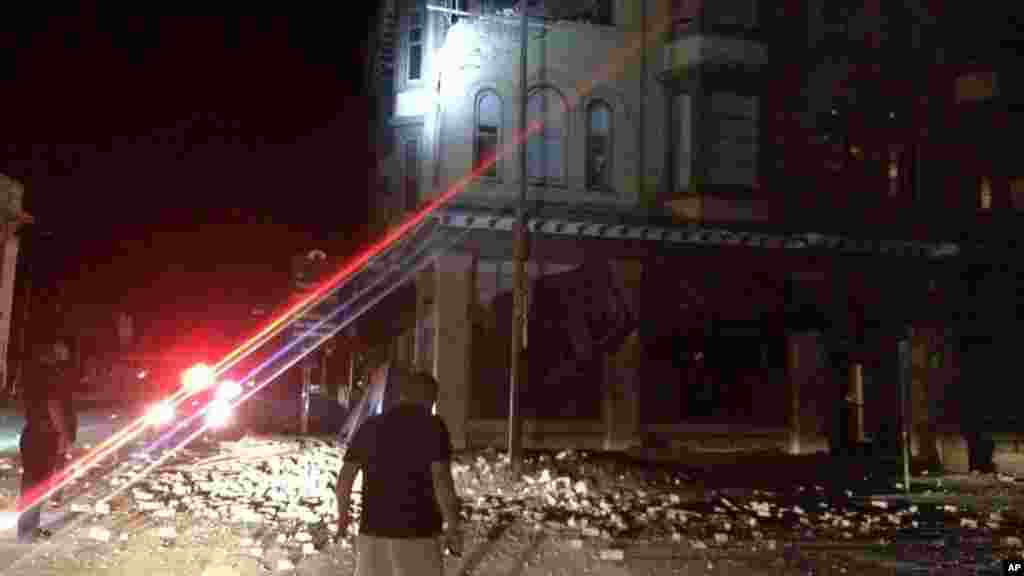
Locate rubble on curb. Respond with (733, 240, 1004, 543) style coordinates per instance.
(20, 438, 1023, 572)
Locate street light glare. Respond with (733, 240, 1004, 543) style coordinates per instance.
(182, 363, 215, 392)
(216, 379, 243, 401)
(146, 401, 176, 427)
(205, 400, 232, 428)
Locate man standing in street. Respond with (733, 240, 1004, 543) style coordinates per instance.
(335, 369, 462, 575)
(17, 337, 68, 542)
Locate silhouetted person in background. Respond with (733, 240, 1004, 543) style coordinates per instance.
(17, 338, 67, 542)
(51, 337, 76, 502)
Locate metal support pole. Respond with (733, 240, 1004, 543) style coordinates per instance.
(320, 347, 328, 401)
(301, 363, 312, 435)
(346, 351, 357, 410)
(898, 332, 912, 495)
(851, 363, 864, 443)
(508, 4, 529, 478)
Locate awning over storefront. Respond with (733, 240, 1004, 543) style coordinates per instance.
(435, 208, 961, 260)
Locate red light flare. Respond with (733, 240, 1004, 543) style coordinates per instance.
(209, 7, 678, 377)
(8, 14, 679, 541)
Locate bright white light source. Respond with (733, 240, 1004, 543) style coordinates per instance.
(205, 400, 232, 429)
(146, 402, 175, 427)
(137, 370, 148, 379)
(216, 379, 242, 401)
(0, 512, 17, 532)
(396, 88, 434, 117)
(182, 363, 215, 392)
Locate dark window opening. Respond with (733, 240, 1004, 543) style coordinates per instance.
(586, 100, 613, 192)
(407, 10, 424, 81)
(475, 91, 502, 179)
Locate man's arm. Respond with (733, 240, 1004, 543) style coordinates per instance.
(430, 461, 460, 530)
(336, 461, 360, 533)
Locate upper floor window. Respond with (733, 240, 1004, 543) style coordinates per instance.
(407, 8, 424, 81)
(526, 87, 566, 185)
(586, 99, 613, 193)
(446, 0, 468, 25)
(1011, 177, 1024, 212)
(708, 92, 759, 188)
(956, 71, 997, 104)
(979, 176, 993, 211)
(475, 90, 502, 180)
(887, 148, 900, 197)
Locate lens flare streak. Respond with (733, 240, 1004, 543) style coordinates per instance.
(9, 9, 678, 538)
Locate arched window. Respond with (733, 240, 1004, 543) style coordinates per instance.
(474, 90, 502, 179)
(526, 87, 566, 185)
(586, 99, 613, 193)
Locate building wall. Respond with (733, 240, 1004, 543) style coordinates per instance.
(388, 0, 771, 216)
(369, 2, 1021, 460)
(0, 174, 24, 390)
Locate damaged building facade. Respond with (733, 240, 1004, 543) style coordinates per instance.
(364, 0, 1021, 472)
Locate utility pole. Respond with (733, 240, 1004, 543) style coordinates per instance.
(301, 362, 313, 435)
(508, 2, 529, 477)
(898, 328, 912, 495)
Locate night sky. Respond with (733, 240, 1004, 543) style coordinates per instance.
(1, 9, 378, 354)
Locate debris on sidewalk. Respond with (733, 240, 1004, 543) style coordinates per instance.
(15, 437, 1024, 576)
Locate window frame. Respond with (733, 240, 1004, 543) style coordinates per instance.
(585, 98, 614, 194)
(887, 147, 900, 198)
(474, 89, 503, 181)
(706, 90, 760, 189)
(445, 0, 468, 26)
(1010, 177, 1024, 212)
(978, 175, 993, 211)
(406, 6, 424, 83)
(525, 86, 568, 187)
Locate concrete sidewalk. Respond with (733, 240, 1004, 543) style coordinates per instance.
(0, 510, 75, 572)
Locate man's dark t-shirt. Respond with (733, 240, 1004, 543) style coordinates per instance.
(344, 404, 452, 539)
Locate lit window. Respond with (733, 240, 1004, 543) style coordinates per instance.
(979, 176, 992, 210)
(405, 138, 419, 211)
(956, 71, 997, 103)
(887, 149, 899, 197)
(849, 145, 862, 159)
(526, 87, 566, 185)
(475, 90, 501, 179)
(586, 100, 613, 193)
(407, 9, 424, 81)
(1011, 178, 1024, 211)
